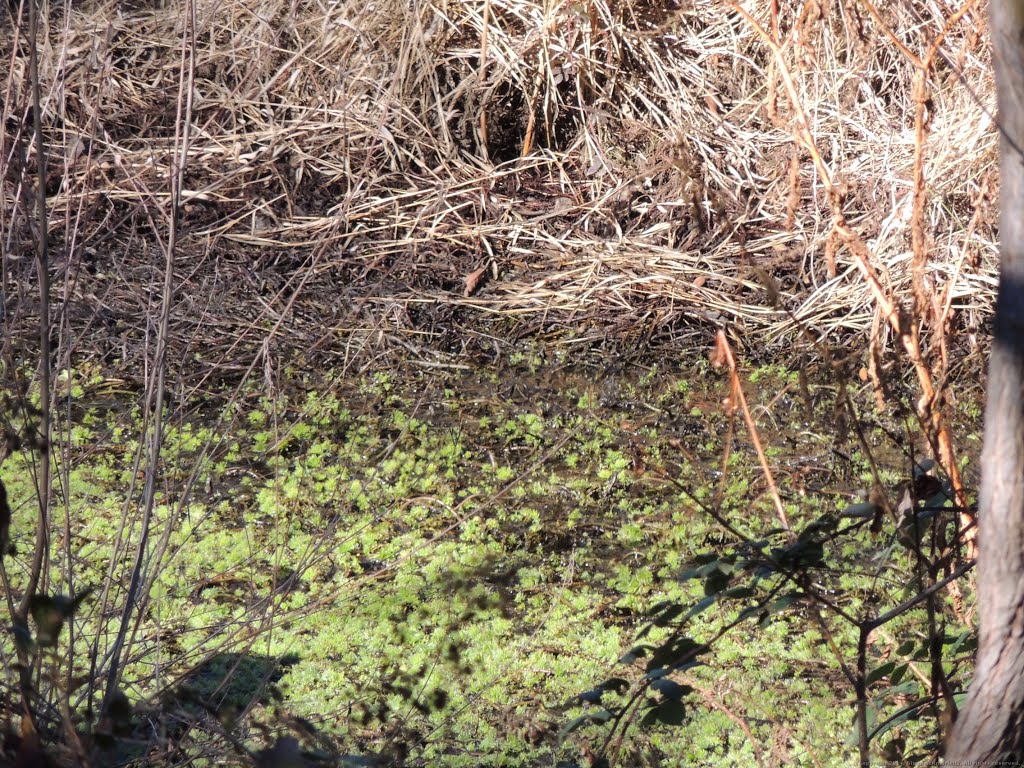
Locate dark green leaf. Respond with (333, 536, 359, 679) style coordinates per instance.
(886, 680, 922, 697)
(866, 661, 896, 687)
(558, 710, 614, 744)
(895, 640, 916, 656)
(889, 663, 908, 688)
(945, 629, 975, 657)
(871, 700, 927, 740)
(558, 714, 592, 743)
(879, 736, 906, 762)
(840, 502, 878, 519)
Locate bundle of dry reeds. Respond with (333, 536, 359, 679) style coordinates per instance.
(1, 0, 998, 370)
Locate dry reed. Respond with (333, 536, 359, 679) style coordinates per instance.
(0, 0, 998, 371)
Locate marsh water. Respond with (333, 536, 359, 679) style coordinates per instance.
(4, 351, 983, 766)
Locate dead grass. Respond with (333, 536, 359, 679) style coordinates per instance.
(1, 0, 998, 372)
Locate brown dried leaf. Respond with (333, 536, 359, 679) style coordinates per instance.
(464, 266, 487, 297)
(710, 333, 729, 369)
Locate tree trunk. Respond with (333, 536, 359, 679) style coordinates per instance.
(944, 0, 1024, 760)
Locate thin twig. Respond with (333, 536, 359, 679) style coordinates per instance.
(713, 331, 790, 532)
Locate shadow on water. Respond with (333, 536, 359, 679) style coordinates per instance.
(95, 652, 299, 766)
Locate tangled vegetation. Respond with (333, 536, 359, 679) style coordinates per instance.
(0, 354, 983, 765)
(0, 0, 991, 765)
(0, 0, 996, 361)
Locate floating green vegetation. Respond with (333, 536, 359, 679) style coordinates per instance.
(0, 355, 978, 766)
